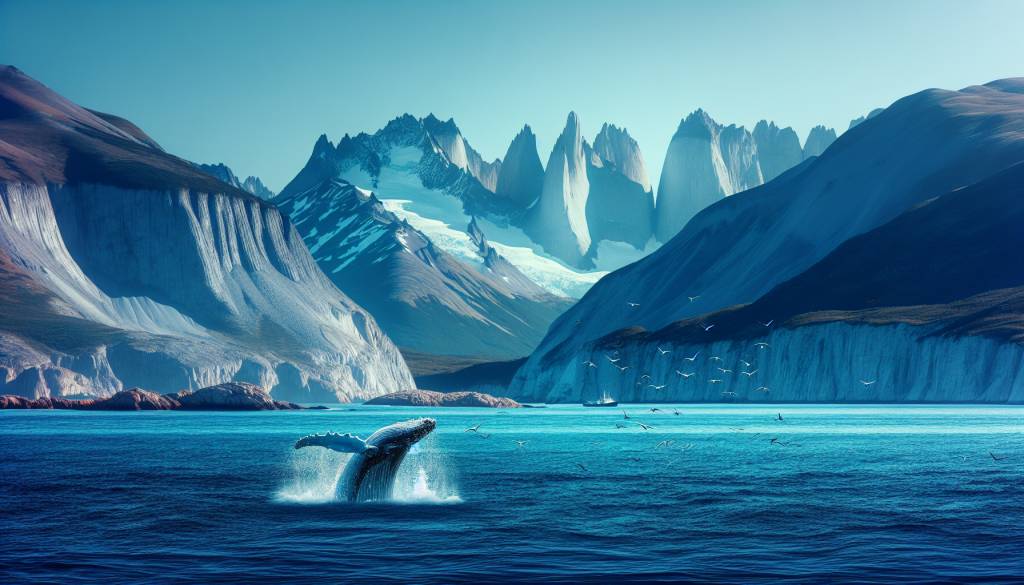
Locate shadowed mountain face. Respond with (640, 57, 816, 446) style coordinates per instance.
(0, 65, 413, 401)
(511, 78, 1024, 403)
(275, 178, 572, 359)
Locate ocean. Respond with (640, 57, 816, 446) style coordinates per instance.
(2, 404, 1022, 583)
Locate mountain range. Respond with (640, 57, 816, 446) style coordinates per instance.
(510, 78, 1024, 403)
(274, 176, 571, 359)
(0, 65, 413, 401)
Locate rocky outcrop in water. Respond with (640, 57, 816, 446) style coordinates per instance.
(364, 389, 520, 408)
(169, 382, 301, 410)
(0, 382, 302, 410)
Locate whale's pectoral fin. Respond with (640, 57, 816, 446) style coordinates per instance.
(294, 432, 376, 454)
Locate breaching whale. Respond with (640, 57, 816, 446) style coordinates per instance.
(295, 418, 436, 502)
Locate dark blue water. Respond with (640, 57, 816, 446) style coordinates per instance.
(2, 405, 1023, 583)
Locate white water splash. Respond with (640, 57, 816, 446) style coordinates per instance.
(275, 449, 347, 504)
(275, 436, 461, 505)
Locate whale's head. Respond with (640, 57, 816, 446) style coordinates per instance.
(367, 417, 436, 453)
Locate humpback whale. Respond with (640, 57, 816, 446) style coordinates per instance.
(295, 418, 436, 502)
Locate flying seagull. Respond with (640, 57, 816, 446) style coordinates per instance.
(627, 302, 640, 308)
(622, 410, 631, 420)
(754, 342, 771, 349)
(576, 463, 589, 472)
(515, 440, 528, 448)
(717, 367, 733, 374)
(649, 384, 667, 391)
(583, 360, 597, 368)
(688, 295, 700, 302)
(741, 370, 758, 377)
(465, 424, 483, 433)
(860, 379, 877, 386)
(676, 370, 695, 378)
(673, 408, 682, 416)
(760, 320, 774, 327)
(606, 355, 621, 364)
(613, 364, 631, 373)
(755, 386, 771, 393)
(635, 421, 654, 431)
(701, 323, 715, 331)
(709, 356, 723, 362)
(684, 352, 700, 362)
(709, 379, 723, 384)
(657, 346, 671, 356)
(990, 452, 1006, 461)
(649, 407, 662, 413)
(740, 360, 752, 368)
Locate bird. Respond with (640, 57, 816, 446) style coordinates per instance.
(684, 352, 700, 362)
(465, 424, 483, 433)
(709, 356, 723, 362)
(615, 423, 627, 429)
(613, 364, 631, 373)
(657, 346, 671, 356)
(755, 386, 771, 393)
(657, 440, 675, 448)
(640, 374, 652, 381)
(575, 463, 589, 472)
(515, 440, 528, 448)
(775, 413, 784, 421)
(717, 367, 733, 374)
(721, 390, 737, 397)
(627, 302, 640, 308)
(673, 408, 682, 416)
(709, 379, 723, 384)
(649, 407, 662, 413)
(740, 360, 753, 368)
(649, 384, 667, 391)
(760, 320, 774, 327)
(754, 342, 771, 349)
(990, 452, 1006, 461)
(605, 355, 620, 364)
(741, 370, 758, 377)
(688, 295, 700, 302)
(701, 323, 715, 331)
(769, 437, 782, 446)
(622, 410, 631, 419)
(583, 360, 597, 368)
(675, 370, 695, 378)
(860, 379, 877, 386)
(635, 421, 654, 431)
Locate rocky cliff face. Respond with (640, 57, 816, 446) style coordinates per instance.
(802, 125, 838, 159)
(0, 65, 413, 401)
(752, 120, 803, 181)
(527, 112, 593, 267)
(585, 124, 655, 249)
(494, 125, 544, 209)
(654, 110, 764, 242)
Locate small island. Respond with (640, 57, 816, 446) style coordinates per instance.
(364, 389, 521, 408)
(0, 382, 303, 411)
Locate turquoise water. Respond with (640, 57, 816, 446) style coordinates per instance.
(2, 404, 1023, 583)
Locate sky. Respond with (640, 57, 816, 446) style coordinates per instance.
(1, 0, 1022, 192)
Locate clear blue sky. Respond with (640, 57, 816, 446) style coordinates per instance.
(1, 0, 1021, 191)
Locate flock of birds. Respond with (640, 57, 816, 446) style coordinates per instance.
(461, 410, 1011, 473)
(582, 304, 880, 402)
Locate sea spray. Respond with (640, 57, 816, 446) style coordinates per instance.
(393, 435, 462, 503)
(276, 447, 348, 504)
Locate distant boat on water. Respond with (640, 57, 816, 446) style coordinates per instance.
(582, 392, 618, 407)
